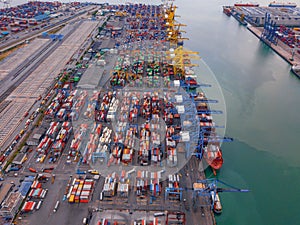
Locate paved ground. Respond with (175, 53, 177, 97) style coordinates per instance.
(0, 39, 49, 81)
(0, 19, 100, 151)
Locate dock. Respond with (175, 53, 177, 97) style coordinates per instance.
(247, 26, 300, 66)
(0, 1, 248, 225)
(223, 4, 300, 68)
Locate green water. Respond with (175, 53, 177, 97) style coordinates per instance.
(176, 0, 300, 224)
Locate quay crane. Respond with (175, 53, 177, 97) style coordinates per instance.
(167, 23, 189, 46)
(167, 46, 200, 78)
(163, 3, 177, 25)
(261, 12, 278, 45)
(192, 178, 249, 213)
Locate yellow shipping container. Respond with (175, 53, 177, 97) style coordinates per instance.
(40, 155, 46, 163)
(69, 195, 75, 203)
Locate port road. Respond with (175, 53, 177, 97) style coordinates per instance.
(0, 19, 82, 103)
(0, 40, 58, 103)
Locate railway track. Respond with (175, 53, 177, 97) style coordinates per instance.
(0, 20, 82, 104)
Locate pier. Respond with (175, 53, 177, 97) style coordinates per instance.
(248, 26, 300, 66)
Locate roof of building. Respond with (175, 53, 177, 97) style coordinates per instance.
(34, 14, 49, 21)
(12, 153, 26, 165)
(99, 39, 116, 50)
(0, 184, 14, 206)
(0, 192, 22, 213)
(19, 178, 34, 197)
(77, 63, 105, 90)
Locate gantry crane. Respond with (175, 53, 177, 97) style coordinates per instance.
(115, 11, 127, 17)
(167, 23, 189, 46)
(164, 3, 177, 25)
(192, 178, 249, 212)
(167, 46, 200, 78)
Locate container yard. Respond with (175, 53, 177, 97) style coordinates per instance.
(0, 1, 250, 225)
(223, 3, 300, 75)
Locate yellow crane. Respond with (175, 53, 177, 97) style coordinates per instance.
(166, 23, 189, 47)
(115, 11, 127, 17)
(167, 46, 200, 78)
(164, 3, 177, 24)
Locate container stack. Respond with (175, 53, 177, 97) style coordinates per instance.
(107, 95, 119, 121)
(70, 123, 88, 155)
(25, 178, 48, 210)
(99, 127, 112, 145)
(102, 173, 118, 197)
(117, 170, 129, 198)
(68, 178, 94, 203)
(139, 123, 151, 166)
(150, 171, 161, 197)
(108, 143, 122, 166)
(36, 122, 61, 157)
(84, 91, 99, 119)
(95, 126, 112, 159)
(56, 108, 67, 121)
(46, 122, 61, 139)
(136, 170, 163, 197)
(95, 91, 115, 122)
(28, 187, 47, 199)
(21, 201, 36, 213)
(52, 122, 72, 154)
(36, 136, 53, 157)
(114, 92, 130, 143)
(168, 174, 180, 189)
(136, 170, 148, 197)
(82, 123, 102, 164)
(166, 138, 177, 167)
(44, 91, 66, 119)
(71, 90, 87, 121)
(151, 114, 162, 164)
(122, 127, 135, 164)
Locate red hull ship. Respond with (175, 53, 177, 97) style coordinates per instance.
(234, 3, 259, 7)
(203, 144, 223, 174)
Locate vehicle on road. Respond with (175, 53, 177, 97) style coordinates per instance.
(53, 201, 60, 213)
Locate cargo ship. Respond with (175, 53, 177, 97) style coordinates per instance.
(231, 11, 247, 26)
(212, 192, 222, 214)
(203, 144, 223, 174)
(193, 91, 224, 173)
(223, 6, 232, 16)
(291, 65, 300, 79)
(268, 1, 297, 8)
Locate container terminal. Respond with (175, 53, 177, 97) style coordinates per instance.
(0, 1, 249, 225)
(223, 2, 300, 78)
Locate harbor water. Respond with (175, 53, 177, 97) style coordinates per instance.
(175, 0, 300, 224)
(9, 0, 300, 224)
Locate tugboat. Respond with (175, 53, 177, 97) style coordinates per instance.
(291, 64, 300, 79)
(211, 192, 222, 214)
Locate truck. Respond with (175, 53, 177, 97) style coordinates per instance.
(76, 169, 86, 175)
(88, 169, 99, 175)
(29, 168, 37, 173)
(36, 200, 42, 210)
(53, 201, 60, 213)
(82, 218, 87, 224)
(9, 166, 21, 172)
